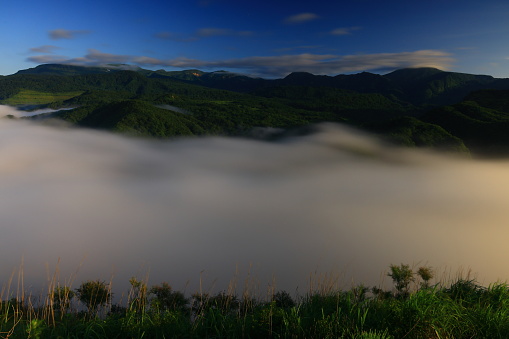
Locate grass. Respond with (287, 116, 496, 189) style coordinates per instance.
(1, 265, 509, 338)
(0, 89, 83, 105)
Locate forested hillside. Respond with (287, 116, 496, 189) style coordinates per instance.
(3, 64, 509, 156)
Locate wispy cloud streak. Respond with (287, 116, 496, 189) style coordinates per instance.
(154, 28, 254, 42)
(284, 13, 320, 24)
(27, 49, 129, 66)
(330, 27, 361, 35)
(49, 29, 91, 40)
(29, 45, 61, 54)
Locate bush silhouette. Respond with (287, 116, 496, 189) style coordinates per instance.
(388, 264, 414, 296)
(149, 282, 189, 312)
(76, 280, 111, 313)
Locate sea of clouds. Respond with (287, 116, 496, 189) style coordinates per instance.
(1, 104, 509, 300)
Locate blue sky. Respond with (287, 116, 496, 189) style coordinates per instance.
(2, 0, 509, 78)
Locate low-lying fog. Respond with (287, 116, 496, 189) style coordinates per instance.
(0, 105, 74, 117)
(1, 104, 509, 300)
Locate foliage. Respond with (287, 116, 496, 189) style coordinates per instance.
(416, 266, 434, 289)
(128, 277, 147, 313)
(364, 116, 470, 154)
(388, 264, 414, 296)
(52, 286, 75, 312)
(272, 290, 296, 309)
(2, 267, 509, 338)
(75, 280, 112, 313)
(148, 282, 189, 313)
(0, 89, 83, 105)
(5, 65, 509, 156)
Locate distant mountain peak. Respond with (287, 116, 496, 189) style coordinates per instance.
(384, 67, 444, 80)
(284, 71, 316, 79)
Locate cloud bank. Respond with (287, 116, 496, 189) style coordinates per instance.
(132, 50, 454, 77)
(0, 111, 509, 299)
(27, 49, 130, 67)
(26, 48, 453, 77)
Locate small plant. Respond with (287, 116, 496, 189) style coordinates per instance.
(350, 284, 370, 303)
(416, 266, 434, 289)
(371, 286, 392, 301)
(272, 290, 296, 309)
(75, 280, 112, 314)
(149, 282, 189, 313)
(445, 278, 485, 303)
(388, 264, 414, 296)
(209, 291, 239, 313)
(52, 286, 75, 313)
(128, 277, 147, 313)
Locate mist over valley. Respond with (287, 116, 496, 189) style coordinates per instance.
(1, 103, 509, 298)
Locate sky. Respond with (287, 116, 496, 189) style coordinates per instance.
(2, 0, 509, 78)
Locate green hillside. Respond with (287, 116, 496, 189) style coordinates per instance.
(1, 89, 83, 105)
(4, 64, 509, 156)
(55, 100, 205, 138)
(364, 116, 469, 154)
(422, 95, 509, 156)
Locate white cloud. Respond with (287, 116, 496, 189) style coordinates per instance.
(26, 55, 69, 64)
(284, 13, 320, 24)
(154, 28, 254, 42)
(26, 49, 129, 67)
(83, 49, 130, 64)
(29, 45, 61, 54)
(27, 49, 454, 78)
(49, 29, 91, 40)
(330, 27, 361, 36)
(133, 50, 454, 77)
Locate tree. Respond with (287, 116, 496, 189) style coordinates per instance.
(76, 280, 111, 314)
(272, 290, 295, 309)
(388, 264, 414, 296)
(417, 266, 434, 289)
(149, 282, 189, 312)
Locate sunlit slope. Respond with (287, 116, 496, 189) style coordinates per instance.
(1, 89, 83, 105)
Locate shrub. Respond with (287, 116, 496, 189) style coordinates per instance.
(388, 264, 414, 297)
(52, 286, 75, 312)
(76, 280, 112, 314)
(149, 282, 189, 313)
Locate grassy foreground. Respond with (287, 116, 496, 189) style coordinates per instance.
(1, 265, 509, 338)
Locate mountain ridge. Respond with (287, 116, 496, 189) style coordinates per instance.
(5, 63, 509, 156)
(13, 64, 508, 107)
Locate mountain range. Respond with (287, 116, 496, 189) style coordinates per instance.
(3, 63, 509, 156)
